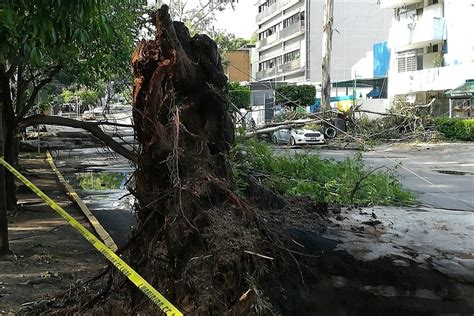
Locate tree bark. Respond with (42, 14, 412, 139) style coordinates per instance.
(126, 5, 238, 312)
(321, 0, 334, 112)
(0, 64, 10, 254)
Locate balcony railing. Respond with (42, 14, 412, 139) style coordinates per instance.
(279, 21, 304, 39)
(256, 0, 301, 22)
(389, 16, 445, 49)
(257, 33, 278, 49)
(379, 0, 422, 8)
(278, 58, 301, 72)
(257, 22, 304, 49)
(256, 67, 277, 80)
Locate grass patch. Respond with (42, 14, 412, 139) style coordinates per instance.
(231, 140, 417, 206)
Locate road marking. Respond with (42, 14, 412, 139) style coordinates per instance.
(0, 157, 183, 316)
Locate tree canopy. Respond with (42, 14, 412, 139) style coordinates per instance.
(275, 84, 316, 110)
(0, 0, 147, 120)
(228, 82, 250, 109)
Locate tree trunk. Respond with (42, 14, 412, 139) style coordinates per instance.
(0, 64, 9, 254)
(4, 127, 17, 211)
(321, 0, 334, 112)
(127, 5, 241, 313)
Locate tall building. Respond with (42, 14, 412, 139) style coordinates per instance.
(382, 0, 474, 116)
(254, 0, 390, 84)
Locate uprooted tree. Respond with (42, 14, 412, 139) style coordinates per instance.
(25, 6, 474, 316)
(33, 6, 326, 315)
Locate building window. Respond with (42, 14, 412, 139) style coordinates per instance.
(283, 50, 300, 63)
(259, 23, 280, 40)
(397, 49, 422, 72)
(259, 56, 282, 72)
(416, 7, 423, 20)
(283, 12, 304, 28)
(258, 0, 277, 14)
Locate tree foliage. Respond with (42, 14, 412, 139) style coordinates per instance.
(214, 33, 251, 59)
(275, 85, 316, 109)
(228, 82, 250, 109)
(0, 0, 147, 120)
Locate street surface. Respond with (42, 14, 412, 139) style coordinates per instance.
(278, 142, 474, 211)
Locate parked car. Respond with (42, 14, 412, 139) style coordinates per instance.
(92, 107, 105, 115)
(272, 128, 325, 145)
(81, 110, 96, 121)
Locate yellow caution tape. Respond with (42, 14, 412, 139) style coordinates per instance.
(0, 157, 182, 316)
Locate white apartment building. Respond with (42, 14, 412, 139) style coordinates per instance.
(254, 0, 390, 84)
(382, 0, 474, 110)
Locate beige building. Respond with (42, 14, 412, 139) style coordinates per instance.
(224, 47, 254, 82)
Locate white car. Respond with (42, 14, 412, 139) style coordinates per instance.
(272, 128, 325, 146)
(81, 110, 96, 121)
(92, 107, 104, 115)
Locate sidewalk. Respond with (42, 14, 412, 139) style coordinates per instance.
(0, 153, 104, 314)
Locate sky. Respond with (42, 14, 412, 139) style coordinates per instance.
(152, 0, 257, 39)
(214, 1, 257, 39)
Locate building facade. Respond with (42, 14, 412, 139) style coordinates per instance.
(224, 47, 253, 82)
(382, 0, 474, 115)
(254, 0, 390, 84)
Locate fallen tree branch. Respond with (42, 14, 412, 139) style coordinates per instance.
(352, 109, 405, 117)
(244, 119, 322, 139)
(19, 114, 137, 163)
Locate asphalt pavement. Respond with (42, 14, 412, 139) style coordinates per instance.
(276, 142, 474, 211)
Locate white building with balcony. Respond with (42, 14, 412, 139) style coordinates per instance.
(254, 0, 390, 84)
(382, 0, 474, 113)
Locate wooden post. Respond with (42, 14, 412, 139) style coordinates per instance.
(321, 0, 334, 112)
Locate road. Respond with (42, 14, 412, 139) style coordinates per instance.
(277, 142, 474, 211)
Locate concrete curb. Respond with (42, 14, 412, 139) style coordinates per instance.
(45, 150, 118, 252)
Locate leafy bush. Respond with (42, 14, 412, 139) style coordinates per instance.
(228, 82, 251, 109)
(434, 117, 474, 141)
(276, 84, 315, 109)
(231, 140, 416, 206)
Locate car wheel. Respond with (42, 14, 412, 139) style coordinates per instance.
(272, 135, 278, 144)
(290, 136, 296, 146)
(325, 127, 337, 139)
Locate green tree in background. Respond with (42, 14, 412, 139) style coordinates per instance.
(214, 33, 251, 59)
(276, 85, 316, 110)
(228, 82, 250, 109)
(0, 0, 148, 253)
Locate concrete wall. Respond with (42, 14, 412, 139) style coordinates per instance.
(443, 0, 474, 66)
(308, 0, 391, 83)
(389, 63, 474, 96)
(354, 99, 391, 119)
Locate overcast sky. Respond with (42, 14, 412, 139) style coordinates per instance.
(214, 1, 257, 38)
(153, 0, 257, 39)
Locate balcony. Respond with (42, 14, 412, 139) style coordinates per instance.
(256, 0, 301, 23)
(257, 33, 278, 49)
(256, 67, 277, 80)
(379, 0, 422, 8)
(278, 58, 301, 72)
(389, 64, 474, 95)
(389, 16, 445, 50)
(279, 21, 304, 40)
(257, 22, 304, 50)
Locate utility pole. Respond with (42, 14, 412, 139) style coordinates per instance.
(321, 0, 334, 112)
